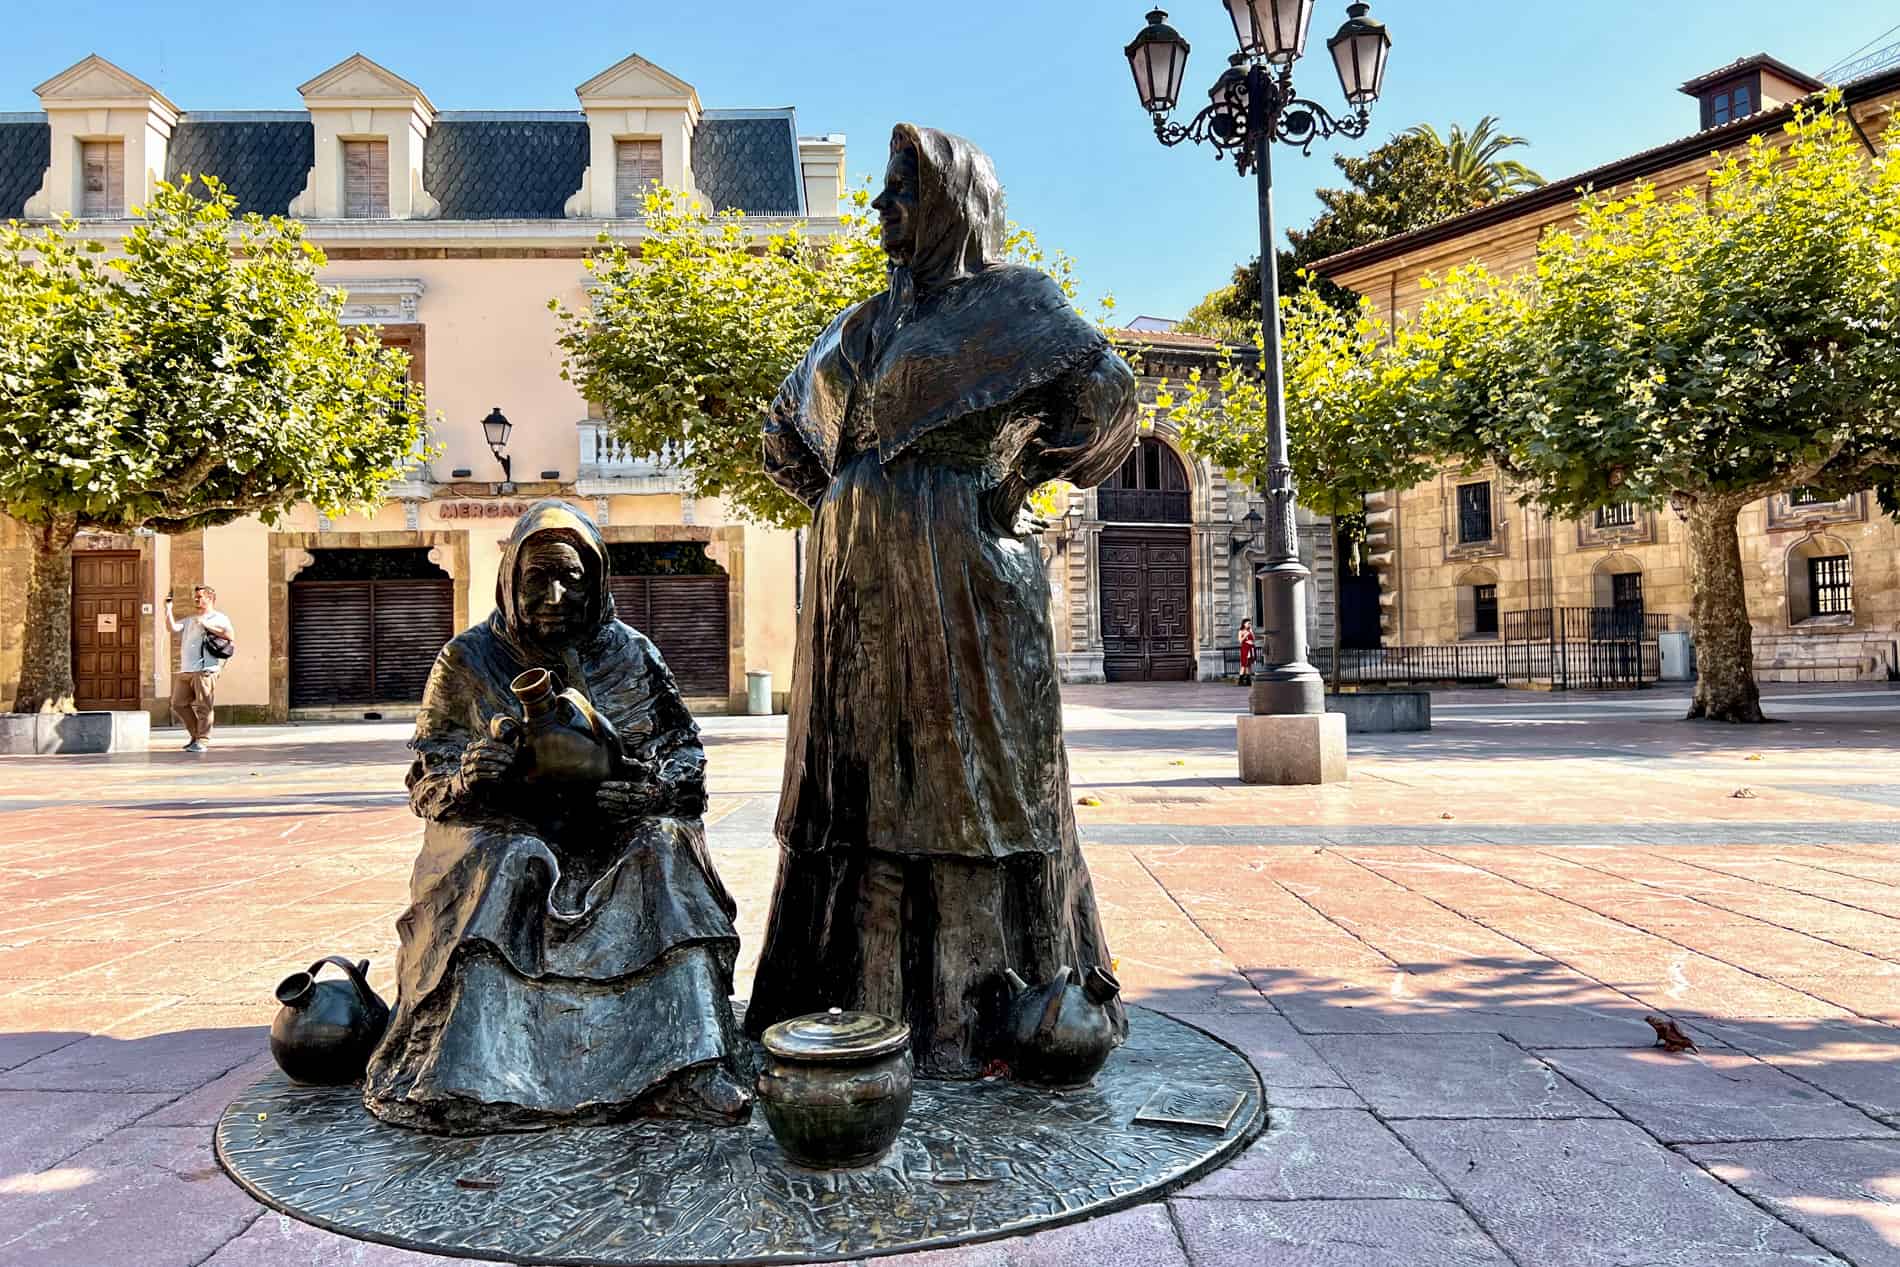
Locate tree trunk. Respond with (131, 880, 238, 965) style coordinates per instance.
(1684, 498, 1766, 723)
(12, 515, 80, 714)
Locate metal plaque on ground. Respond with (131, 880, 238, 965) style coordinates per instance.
(1133, 1081, 1249, 1133)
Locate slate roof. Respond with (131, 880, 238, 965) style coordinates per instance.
(0, 105, 808, 223)
(424, 116, 588, 219)
(693, 111, 803, 217)
(166, 116, 314, 215)
(0, 120, 50, 220)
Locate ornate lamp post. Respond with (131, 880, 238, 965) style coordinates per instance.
(1125, 3, 1391, 730)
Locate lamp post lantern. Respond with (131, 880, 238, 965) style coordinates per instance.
(481, 407, 515, 493)
(1124, 3, 1390, 729)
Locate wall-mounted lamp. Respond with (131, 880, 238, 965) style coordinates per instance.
(1054, 498, 1087, 550)
(1668, 492, 1693, 523)
(1230, 506, 1265, 554)
(481, 407, 515, 493)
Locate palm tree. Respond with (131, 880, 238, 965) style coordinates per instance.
(1406, 116, 1546, 202)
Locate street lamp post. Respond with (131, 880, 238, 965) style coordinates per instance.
(1125, 3, 1391, 727)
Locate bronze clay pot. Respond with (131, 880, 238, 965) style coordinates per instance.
(756, 1009, 912, 1168)
(270, 956, 390, 1086)
(1001, 964, 1123, 1089)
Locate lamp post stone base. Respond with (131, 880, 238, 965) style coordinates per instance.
(1237, 711, 1347, 785)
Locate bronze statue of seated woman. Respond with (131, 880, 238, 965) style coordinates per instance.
(363, 500, 750, 1133)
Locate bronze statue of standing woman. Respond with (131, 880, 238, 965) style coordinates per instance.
(745, 124, 1138, 1078)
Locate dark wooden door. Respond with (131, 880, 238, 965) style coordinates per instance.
(290, 579, 452, 708)
(72, 550, 141, 708)
(608, 574, 730, 697)
(1099, 528, 1194, 682)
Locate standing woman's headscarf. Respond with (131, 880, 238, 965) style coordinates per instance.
(769, 124, 1111, 470)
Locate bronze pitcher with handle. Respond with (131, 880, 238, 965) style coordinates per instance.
(269, 956, 390, 1085)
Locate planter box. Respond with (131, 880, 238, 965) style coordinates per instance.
(1325, 690, 1431, 734)
(0, 710, 150, 755)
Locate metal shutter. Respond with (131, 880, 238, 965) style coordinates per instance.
(371, 580, 453, 702)
(290, 582, 373, 706)
(290, 579, 451, 707)
(607, 574, 729, 696)
(615, 140, 663, 217)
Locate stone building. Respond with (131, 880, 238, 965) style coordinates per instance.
(0, 51, 849, 719)
(1046, 330, 1336, 683)
(1313, 54, 1900, 684)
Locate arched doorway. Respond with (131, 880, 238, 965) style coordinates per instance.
(605, 541, 731, 698)
(289, 547, 454, 709)
(1098, 437, 1194, 681)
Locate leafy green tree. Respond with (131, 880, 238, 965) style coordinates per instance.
(1157, 288, 1440, 681)
(553, 185, 1112, 529)
(1190, 130, 1507, 329)
(1405, 116, 1545, 202)
(0, 179, 429, 715)
(1391, 102, 1900, 723)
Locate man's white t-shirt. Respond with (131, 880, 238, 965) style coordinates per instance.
(172, 610, 235, 674)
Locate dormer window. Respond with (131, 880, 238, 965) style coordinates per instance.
(1682, 55, 1823, 133)
(80, 140, 125, 217)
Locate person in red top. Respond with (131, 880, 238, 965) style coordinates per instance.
(1238, 617, 1256, 684)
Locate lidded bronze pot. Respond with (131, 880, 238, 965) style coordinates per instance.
(756, 1008, 913, 1168)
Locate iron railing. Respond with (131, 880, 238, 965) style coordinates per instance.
(1203, 605, 1669, 691)
(1502, 606, 1670, 689)
(1211, 642, 1507, 685)
(1097, 487, 1191, 524)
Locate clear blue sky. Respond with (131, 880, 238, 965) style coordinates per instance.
(4, 2, 1895, 319)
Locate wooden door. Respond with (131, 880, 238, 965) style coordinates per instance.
(72, 551, 141, 709)
(608, 574, 731, 697)
(1099, 528, 1194, 682)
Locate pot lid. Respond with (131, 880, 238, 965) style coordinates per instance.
(762, 1008, 911, 1062)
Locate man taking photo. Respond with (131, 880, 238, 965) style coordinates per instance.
(166, 586, 234, 753)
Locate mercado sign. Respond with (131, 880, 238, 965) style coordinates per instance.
(434, 501, 533, 521)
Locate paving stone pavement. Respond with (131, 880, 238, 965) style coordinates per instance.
(0, 682, 1895, 1266)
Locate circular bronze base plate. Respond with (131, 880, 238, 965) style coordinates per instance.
(215, 1006, 1264, 1265)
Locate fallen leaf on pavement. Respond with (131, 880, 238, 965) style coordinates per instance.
(1731, 787, 1757, 799)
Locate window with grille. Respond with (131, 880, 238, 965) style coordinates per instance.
(80, 140, 124, 217)
(1790, 487, 1831, 507)
(1472, 584, 1498, 636)
(1611, 571, 1644, 616)
(1595, 502, 1637, 529)
(1457, 481, 1493, 544)
(343, 141, 390, 218)
(615, 140, 663, 217)
(1809, 555, 1852, 617)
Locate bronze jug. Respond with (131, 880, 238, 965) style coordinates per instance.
(491, 667, 617, 784)
(1000, 964, 1123, 1089)
(270, 956, 390, 1085)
